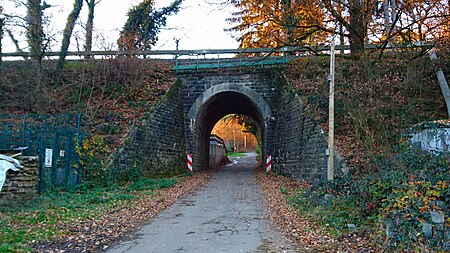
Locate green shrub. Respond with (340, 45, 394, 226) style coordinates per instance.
(290, 144, 449, 252)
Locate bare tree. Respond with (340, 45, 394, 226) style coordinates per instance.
(6, 30, 26, 55)
(55, 0, 83, 85)
(26, 0, 54, 90)
(27, 0, 43, 59)
(84, 0, 101, 59)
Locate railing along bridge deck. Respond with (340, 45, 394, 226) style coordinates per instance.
(0, 43, 433, 71)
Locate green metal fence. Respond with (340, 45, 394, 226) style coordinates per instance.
(0, 114, 84, 192)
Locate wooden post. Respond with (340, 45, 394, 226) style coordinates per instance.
(328, 42, 336, 181)
(429, 48, 450, 118)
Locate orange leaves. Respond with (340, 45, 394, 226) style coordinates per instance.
(229, 0, 326, 48)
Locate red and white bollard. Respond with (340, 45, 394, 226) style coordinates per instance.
(266, 155, 272, 173)
(187, 154, 193, 172)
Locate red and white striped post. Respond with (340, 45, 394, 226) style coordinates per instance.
(266, 154, 272, 173)
(187, 154, 193, 172)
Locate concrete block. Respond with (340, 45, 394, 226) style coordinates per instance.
(430, 211, 445, 224)
(422, 222, 433, 238)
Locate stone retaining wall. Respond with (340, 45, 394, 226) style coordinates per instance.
(383, 201, 449, 250)
(113, 81, 187, 177)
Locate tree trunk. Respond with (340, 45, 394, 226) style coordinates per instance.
(384, 0, 390, 40)
(338, 0, 345, 54)
(390, 0, 396, 45)
(348, 0, 365, 55)
(84, 0, 96, 59)
(55, 0, 83, 85)
(339, 23, 345, 54)
(429, 49, 450, 118)
(27, 0, 43, 60)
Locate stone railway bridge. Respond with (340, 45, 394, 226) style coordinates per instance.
(116, 67, 346, 182)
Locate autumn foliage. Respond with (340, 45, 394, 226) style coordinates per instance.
(228, 0, 450, 55)
(211, 115, 259, 152)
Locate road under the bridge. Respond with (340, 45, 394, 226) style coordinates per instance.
(107, 154, 308, 253)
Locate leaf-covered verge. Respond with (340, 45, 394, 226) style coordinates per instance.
(283, 51, 450, 252)
(1, 58, 178, 186)
(0, 171, 211, 252)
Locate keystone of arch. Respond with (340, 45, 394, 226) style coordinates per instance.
(187, 83, 272, 120)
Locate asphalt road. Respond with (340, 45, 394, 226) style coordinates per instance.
(107, 153, 300, 253)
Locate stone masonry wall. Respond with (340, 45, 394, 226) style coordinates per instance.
(114, 81, 186, 177)
(1, 156, 38, 198)
(272, 84, 347, 182)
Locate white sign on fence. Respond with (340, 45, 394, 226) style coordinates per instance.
(45, 148, 53, 167)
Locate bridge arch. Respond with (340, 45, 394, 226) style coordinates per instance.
(187, 83, 272, 170)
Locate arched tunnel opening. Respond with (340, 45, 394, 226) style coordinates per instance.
(191, 91, 266, 170)
(211, 114, 259, 155)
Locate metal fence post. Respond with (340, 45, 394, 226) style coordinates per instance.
(77, 113, 81, 139)
(76, 114, 82, 184)
(4, 124, 8, 149)
(52, 130, 59, 186)
(38, 128, 44, 193)
(196, 54, 199, 71)
(22, 114, 27, 147)
(26, 128, 31, 156)
(217, 55, 220, 69)
(65, 133, 72, 190)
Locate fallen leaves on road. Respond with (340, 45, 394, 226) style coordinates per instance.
(31, 172, 212, 252)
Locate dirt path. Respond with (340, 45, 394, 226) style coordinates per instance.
(106, 154, 305, 253)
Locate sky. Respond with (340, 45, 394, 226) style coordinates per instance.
(1, 0, 240, 53)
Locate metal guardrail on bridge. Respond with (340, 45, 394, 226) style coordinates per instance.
(1, 43, 434, 71)
(174, 57, 289, 71)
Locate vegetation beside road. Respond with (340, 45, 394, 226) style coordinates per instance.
(282, 52, 450, 252)
(0, 172, 211, 252)
(227, 152, 247, 157)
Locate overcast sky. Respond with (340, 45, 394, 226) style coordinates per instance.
(1, 0, 239, 52)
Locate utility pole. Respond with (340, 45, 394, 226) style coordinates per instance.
(429, 48, 450, 118)
(328, 42, 336, 181)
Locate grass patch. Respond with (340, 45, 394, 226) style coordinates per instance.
(0, 176, 179, 252)
(126, 177, 176, 191)
(227, 152, 247, 157)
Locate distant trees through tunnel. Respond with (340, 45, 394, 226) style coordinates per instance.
(211, 114, 259, 154)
